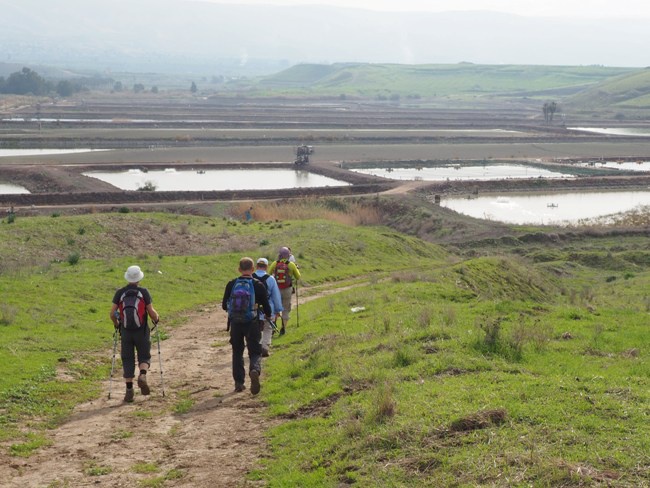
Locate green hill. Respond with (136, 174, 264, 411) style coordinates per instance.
(255, 62, 636, 99)
(566, 68, 650, 112)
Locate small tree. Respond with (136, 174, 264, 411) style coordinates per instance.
(190, 81, 197, 93)
(543, 101, 559, 124)
(133, 83, 145, 94)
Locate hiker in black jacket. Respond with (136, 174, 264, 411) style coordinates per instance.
(222, 257, 272, 395)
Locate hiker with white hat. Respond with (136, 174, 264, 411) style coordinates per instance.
(109, 265, 160, 403)
(254, 257, 283, 357)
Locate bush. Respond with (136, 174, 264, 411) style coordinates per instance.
(137, 181, 157, 192)
(67, 252, 81, 266)
(118, 207, 130, 214)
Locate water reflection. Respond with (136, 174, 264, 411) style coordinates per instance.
(83, 168, 350, 191)
(579, 160, 650, 172)
(569, 127, 650, 137)
(0, 183, 30, 194)
(0, 149, 110, 157)
(351, 164, 572, 181)
(441, 191, 650, 225)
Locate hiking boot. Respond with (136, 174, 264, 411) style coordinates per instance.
(279, 326, 286, 336)
(234, 383, 246, 392)
(137, 374, 150, 396)
(124, 388, 135, 403)
(261, 347, 270, 358)
(249, 370, 261, 395)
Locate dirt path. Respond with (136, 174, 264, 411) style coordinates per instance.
(0, 306, 274, 487)
(0, 282, 358, 487)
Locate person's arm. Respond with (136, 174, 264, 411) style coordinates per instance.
(110, 303, 119, 329)
(270, 280, 283, 314)
(146, 303, 160, 324)
(222, 280, 233, 311)
(255, 281, 272, 317)
(289, 262, 301, 281)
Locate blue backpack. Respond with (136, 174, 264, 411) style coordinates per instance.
(228, 277, 256, 323)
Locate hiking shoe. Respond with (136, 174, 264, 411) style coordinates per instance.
(279, 326, 286, 336)
(137, 374, 150, 396)
(249, 370, 261, 395)
(234, 383, 246, 392)
(261, 347, 270, 358)
(124, 388, 135, 403)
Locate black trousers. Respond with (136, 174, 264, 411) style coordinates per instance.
(120, 326, 151, 378)
(229, 320, 262, 385)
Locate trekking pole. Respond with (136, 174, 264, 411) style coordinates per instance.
(269, 318, 279, 334)
(295, 282, 300, 328)
(152, 321, 166, 397)
(108, 328, 118, 400)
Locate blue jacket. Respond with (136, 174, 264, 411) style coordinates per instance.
(254, 270, 283, 317)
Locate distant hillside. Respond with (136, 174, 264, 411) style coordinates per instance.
(255, 63, 637, 99)
(1, 0, 650, 75)
(566, 68, 650, 112)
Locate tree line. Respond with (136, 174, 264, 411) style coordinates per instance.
(0, 67, 113, 97)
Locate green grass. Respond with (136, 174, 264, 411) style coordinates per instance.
(255, 256, 650, 486)
(1, 206, 649, 486)
(253, 62, 635, 99)
(0, 211, 444, 445)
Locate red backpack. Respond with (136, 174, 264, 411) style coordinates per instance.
(118, 288, 147, 329)
(274, 260, 292, 289)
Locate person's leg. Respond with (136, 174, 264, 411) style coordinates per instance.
(279, 287, 292, 332)
(134, 328, 152, 395)
(245, 321, 263, 394)
(230, 321, 246, 390)
(260, 319, 272, 356)
(120, 332, 136, 402)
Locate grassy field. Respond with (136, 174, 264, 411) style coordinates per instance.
(1, 200, 649, 486)
(252, 63, 636, 99)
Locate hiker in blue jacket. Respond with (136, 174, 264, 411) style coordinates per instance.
(222, 257, 272, 395)
(254, 257, 283, 357)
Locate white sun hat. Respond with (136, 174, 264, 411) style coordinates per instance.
(124, 265, 145, 283)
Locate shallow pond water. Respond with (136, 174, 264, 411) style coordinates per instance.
(0, 183, 30, 194)
(568, 127, 650, 137)
(0, 149, 110, 157)
(441, 190, 650, 225)
(579, 160, 650, 172)
(83, 168, 350, 191)
(350, 164, 572, 181)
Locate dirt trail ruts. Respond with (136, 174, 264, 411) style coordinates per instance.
(0, 282, 358, 487)
(0, 306, 273, 487)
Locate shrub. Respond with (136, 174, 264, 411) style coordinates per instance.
(118, 207, 130, 214)
(368, 382, 396, 424)
(137, 181, 157, 192)
(67, 252, 81, 266)
(6, 213, 15, 224)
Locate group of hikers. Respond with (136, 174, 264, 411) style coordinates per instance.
(110, 246, 301, 402)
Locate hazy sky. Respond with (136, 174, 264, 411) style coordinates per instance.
(199, 0, 650, 19)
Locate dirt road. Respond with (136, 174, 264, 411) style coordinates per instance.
(0, 306, 275, 487)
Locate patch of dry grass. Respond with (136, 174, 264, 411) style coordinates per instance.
(228, 198, 383, 226)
